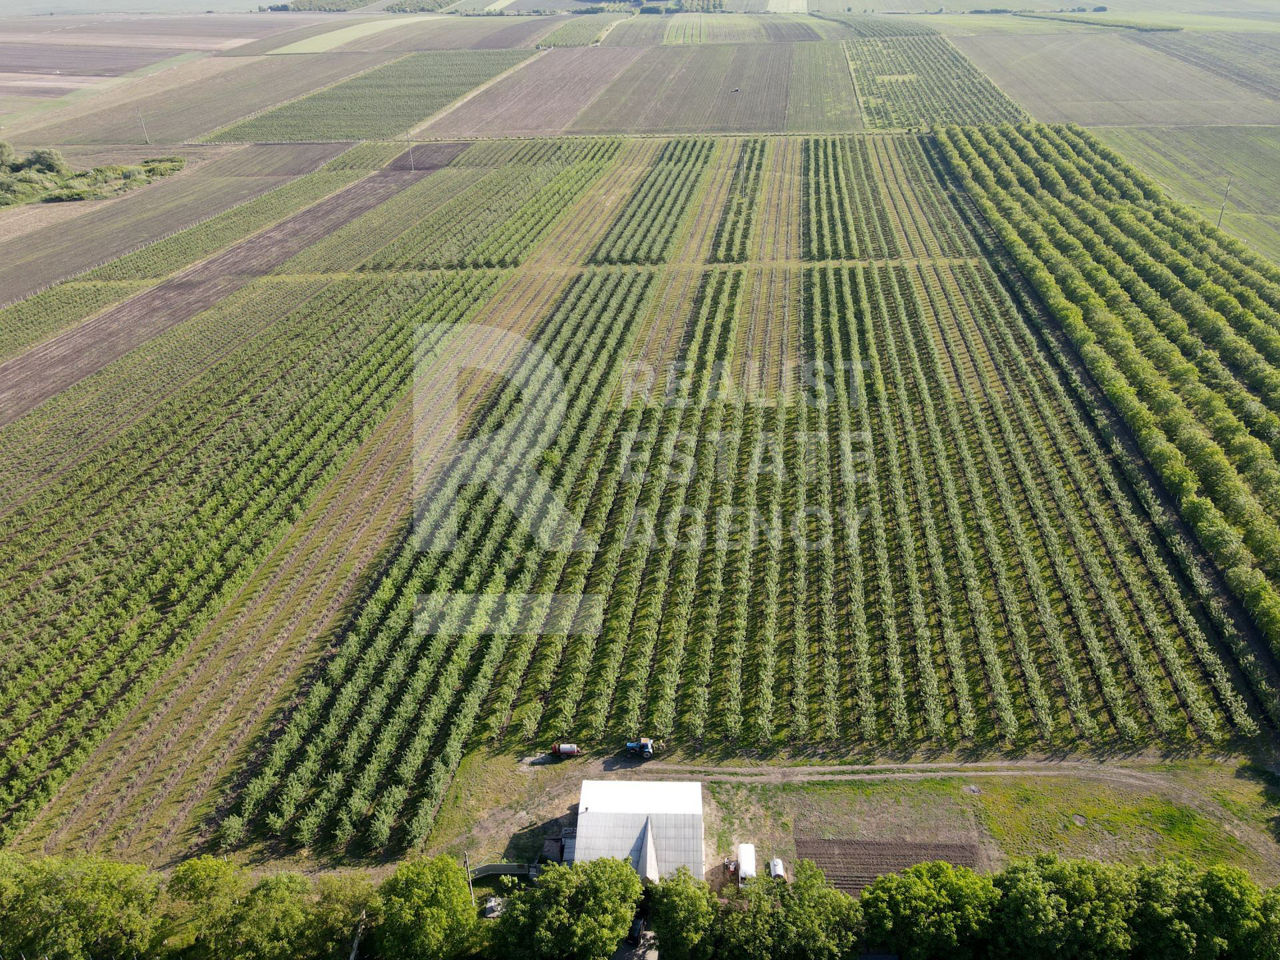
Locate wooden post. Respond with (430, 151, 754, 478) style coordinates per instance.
(464, 851, 476, 907)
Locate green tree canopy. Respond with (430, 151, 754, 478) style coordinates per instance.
(24, 147, 70, 176)
(993, 856, 1136, 960)
(374, 855, 477, 960)
(494, 859, 643, 960)
(0, 852, 162, 960)
(860, 860, 997, 960)
(650, 866, 717, 960)
(1129, 860, 1265, 960)
(714, 859, 860, 960)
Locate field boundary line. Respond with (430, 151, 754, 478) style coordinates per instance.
(0, 155, 367, 366)
(198, 51, 412, 144)
(593, 13, 634, 47)
(409, 48, 549, 139)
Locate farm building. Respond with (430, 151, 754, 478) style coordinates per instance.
(571, 780, 704, 881)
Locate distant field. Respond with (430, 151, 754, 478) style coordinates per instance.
(664, 13, 769, 44)
(265, 16, 442, 54)
(0, 143, 345, 308)
(811, 12, 938, 36)
(1096, 125, 1280, 264)
(420, 47, 643, 137)
(1136, 31, 1280, 100)
(571, 42, 858, 134)
(601, 16, 669, 46)
(542, 13, 630, 47)
(846, 35, 1025, 128)
(953, 31, 1280, 124)
(0, 42, 187, 77)
(210, 50, 531, 142)
(9, 52, 395, 145)
(328, 15, 558, 52)
(0, 13, 318, 47)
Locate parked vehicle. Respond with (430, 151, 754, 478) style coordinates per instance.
(549, 742, 581, 758)
(624, 737, 657, 759)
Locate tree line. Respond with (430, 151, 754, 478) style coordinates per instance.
(3, 851, 1278, 960)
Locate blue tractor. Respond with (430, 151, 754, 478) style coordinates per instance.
(625, 737, 657, 760)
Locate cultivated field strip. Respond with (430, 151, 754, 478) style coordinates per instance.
(846, 36, 1025, 129)
(709, 138, 767, 263)
(939, 122, 1280, 695)
(591, 138, 716, 265)
(7, 53, 399, 145)
(420, 47, 645, 138)
(225, 268, 660, 853)
(0, 168, 432, 426)
(1136, 31, 1280, 102)
(210, 49, 532, 142)
(0, 143, 348, 309)
(0, 151, 379, 353)
(365, 140, 622, 271)
(752, 136, 803, 263)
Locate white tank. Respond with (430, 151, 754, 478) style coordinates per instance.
(737, 843, 756, 885)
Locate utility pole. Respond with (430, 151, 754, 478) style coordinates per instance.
(464, 851, 476, 907)
(406, 131, 415, 173)
(1217, 176, 1233, 230)
(137, 108, 150, 145)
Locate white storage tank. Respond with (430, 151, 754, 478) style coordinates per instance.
(737, 842, 756, 887)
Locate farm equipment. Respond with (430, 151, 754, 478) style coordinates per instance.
(549, 743, 581, 758)
(624, 737, 657, 759)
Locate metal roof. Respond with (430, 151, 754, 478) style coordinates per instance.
(573, 780, 704, 880)
(578, 779, 703, 815)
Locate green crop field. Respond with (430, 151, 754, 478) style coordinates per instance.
(5, 1, 1280, 926)
(542, 13, 629, 47)
(846, 36, 1026, 128)
(208, 50, 531, 142)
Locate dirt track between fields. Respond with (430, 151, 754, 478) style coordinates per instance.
(0, 160, 432, 427)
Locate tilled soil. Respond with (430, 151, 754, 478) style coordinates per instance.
(794, 837, 981, 893)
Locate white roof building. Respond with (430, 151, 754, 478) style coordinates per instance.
(572, 780, 704, 882)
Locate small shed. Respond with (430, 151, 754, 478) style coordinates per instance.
(572, 780, 704, 881)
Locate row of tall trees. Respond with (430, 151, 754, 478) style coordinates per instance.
(4, 852, 1277, 960)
